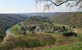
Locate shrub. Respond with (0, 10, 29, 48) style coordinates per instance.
(0, 34, 18, 50)
(17, 33, 56, 48)
(0, 33, 56, 49)
(60, 26, 67, 32)
(63, 32, 77, 37)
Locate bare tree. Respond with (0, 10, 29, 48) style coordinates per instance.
(35, 0, 82, 11)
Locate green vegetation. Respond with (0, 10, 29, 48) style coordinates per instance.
(10, 24, 23, 35)
(10, 16, 82, 45)
(10, 23, 82, 43)
(0, 34, 18, 50)
(45, 41, 82, 50)
(9, 22, 82, 50)
(0, 14, 27, 38)
(10, 16, 55, 35)
(50, 33, 82, 43)
(17, 33, 56, 48)
(0, 33, 56, 50)
(50, 12, 82, 28)
(0, 13, 82, 50)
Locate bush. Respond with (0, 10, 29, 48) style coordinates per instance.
(0, 34, 19, 50)
(0, 33, 56, 49)
(17, 33, 56, 48)
(63, 32, 77, 37)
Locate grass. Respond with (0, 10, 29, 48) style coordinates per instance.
(53, 23, 70, 28)
(10, 24, 82, 43)
(10, 23, 82, 43)
(9, 23, 82, 50)
(45, 41, 82, 50)
(10, 23, 22, 35)
(10, 23, 71, 35)
(53, 23, 72, 32)
(45, 32, 82, 50)
(0, 33, 56, 50)
(50, 32, 82, 43)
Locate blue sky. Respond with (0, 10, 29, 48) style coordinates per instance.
(0, 0, 81, 13)
(0, 0, 41, 13)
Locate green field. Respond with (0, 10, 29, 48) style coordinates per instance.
(45, 41, 82, 50)
(10, 23, 23, 35)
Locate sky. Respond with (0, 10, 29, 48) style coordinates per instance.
(0, 0, 82, 13)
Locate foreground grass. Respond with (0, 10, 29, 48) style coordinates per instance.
(45, 41, 82, 50)
(0, 33, 56, 50)
(12, 41, 82, 50)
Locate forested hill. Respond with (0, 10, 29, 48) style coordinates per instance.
(0, 12, 82, 37)
(0, 14, 28, 38)
(50, 12, 82, 27)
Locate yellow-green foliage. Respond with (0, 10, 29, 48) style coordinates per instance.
(0, 34, 18, 50)
(0, 33, 56, 50)
(17, 33, 56, 48)
(45, 41, 82, 50)
(50, 12, 82, 27)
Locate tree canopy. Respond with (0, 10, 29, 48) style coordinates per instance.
(35, 0, 82, 11)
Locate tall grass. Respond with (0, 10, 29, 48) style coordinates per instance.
(0, 33, 56, 50)
(17, 33, 56, 48)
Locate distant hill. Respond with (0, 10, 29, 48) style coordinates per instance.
(0, 12, 82, 38)
(20, 12, 55, 17)
(50, 12, 82, 27)
(0, 14, 28, 38)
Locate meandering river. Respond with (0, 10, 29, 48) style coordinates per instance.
(6, 29, 11, 35)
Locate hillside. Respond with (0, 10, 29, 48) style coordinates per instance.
(21, 12, 55, 17)
(50, 12, 82, 27)
(0, 14, 28, 38)
(10, 16, 54, 35)
(0, 12, 82, 38)
(0, 13, 82, 50)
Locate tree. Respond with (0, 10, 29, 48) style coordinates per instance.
(35, 0, 82, 11)
(60, 26, 67, 32)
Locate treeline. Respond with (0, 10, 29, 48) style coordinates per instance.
(50, 12, 82, 27)
(0, 14, 28, 38)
